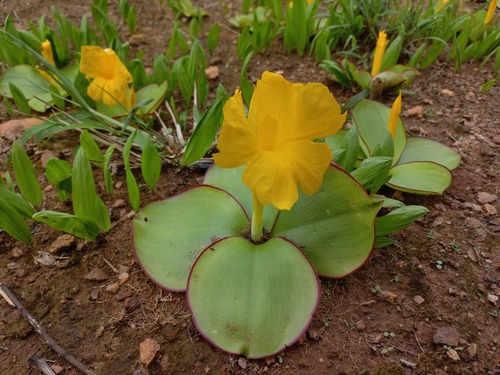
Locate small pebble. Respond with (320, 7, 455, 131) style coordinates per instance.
(238, 357, 247, 369)
(477, 192, 497, 204)
(446, 348, 461, 362)
(414, 295, 425, 304)
(356, 321, 366, 332)
(124, 296, 140, 313)
(486, 294, 498, 304)
(118, 272, 130, 284)
(106, 282, 120, 293)
(467, 343, 478, 359)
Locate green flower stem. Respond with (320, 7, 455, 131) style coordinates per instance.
(251, 193, 264, 243)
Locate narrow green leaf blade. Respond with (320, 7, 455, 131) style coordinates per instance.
(181, 97, 226, 165)
(33, 210, 99, 241)
(80, 130, 104, 164)
(12, 141, 43, 207)
(141, 141, 161, 190)
(376, 205, 429, 236)
(0, 196, 32, 243)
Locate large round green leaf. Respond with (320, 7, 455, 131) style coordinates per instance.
(0, 65, 50, 99)
(203, 165, 278, 231)
(133, 186, 249, 291)
(352, 99, 406, 164)
(273, 164, 382, 278)
(188, 236, 319, 358)
(387, 161, 452, 194)
(396, 137, 461, 170)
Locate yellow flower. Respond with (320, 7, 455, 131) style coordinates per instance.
(80, 46, 135, 109)
(37, 40, 59, 88)
(485, 0, 498, 25)
(371, 31, 387, 77)
(388, 91, 402, 139)
(41, 40, 55, 66)
(436, 0, 450, 12)
(214, 71, 346, 211)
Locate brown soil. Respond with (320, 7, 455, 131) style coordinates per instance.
(1, 1, 499, 375)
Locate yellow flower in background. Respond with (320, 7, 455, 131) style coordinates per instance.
(436, 0, 450, 12)
(484, 0, 498, 25)
(80, 46, 135, 109)
(289, 0, 314, 7)
(38, 39, 59, 88)
(41, 40, 55, 66)
(214, 71, 346, 211)
(371, 31, 387, 77)
(388, 91, 402, 139)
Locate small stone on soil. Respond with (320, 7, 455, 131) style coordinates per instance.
(477, 192, 497, 204)
(440, 89, 454, 97)
(446, 348, 461, 362)
(106, 282, 120, 293)
(50, 364, 64, 374)
(467, 343, 478, 359)
(205, 66, 219, 80)
(465, 217, 482, 229)
(356, 321, 366, 332)
(414, 295, 425, 304)
(90, 289, 101, 300)
(307, 329, 321, 341)
(486, 294, 498, 304)
(6, 262, 19, 271)
(49, 234, 76, 254)
(10, 247, 24, 259)
(113, 199, 126, 208)
(238, 357, 247, 369)
(116, 289, 134, 301)
(118, 272, 130, 284)
(124, 296, 140, 313)
(84, 267, 110, 281)
(433, 327, 460, 347)
(377, 290, 398, 303)
(371, 334, 383, 344)
(484, 204, 497, 215)
(139, 338, 160, 367)
(34, 251, 57, 267)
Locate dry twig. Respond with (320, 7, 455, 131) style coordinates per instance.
(0, 283, 99, 375)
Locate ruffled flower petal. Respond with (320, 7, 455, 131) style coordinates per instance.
(248, 72, 346, 142)
(213, 91, 257, 168)
(243, 150, 299, 210)
(80, 46, 134, 108)
(215, 71, 345, 210)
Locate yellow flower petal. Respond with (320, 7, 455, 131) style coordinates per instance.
(215, 72, 345, 210)
(388, 91, 402, 139)
(243, 150, 299, 210)
(248, 72, 346, 142)
(485, 0, 498, 25)
(213, 91, 257, 168)
(80, 46, 134, 109)
(41, 40, 55, 66)
(371, 31, 387, 77)
(287, 141, 332, 196)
